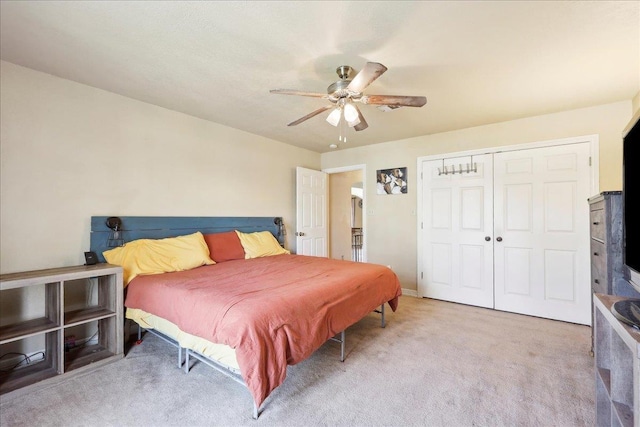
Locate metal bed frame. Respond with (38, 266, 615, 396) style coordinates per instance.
(133, 303, 386, 419)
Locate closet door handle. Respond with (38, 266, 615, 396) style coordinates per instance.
(593, 252, 599, 256)
(496, 237, 503, 242)
(592, 221, 600, 225)
(485, 236, 491, 241)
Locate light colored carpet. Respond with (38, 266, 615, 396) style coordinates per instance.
(0, 296, 595, 426)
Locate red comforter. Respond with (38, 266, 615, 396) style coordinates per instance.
(124, 254, 402, 408)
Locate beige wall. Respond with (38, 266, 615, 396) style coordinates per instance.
(322, 100, 635, 291)
(0, 61, 320, 274)
(2, 59, 636, 293)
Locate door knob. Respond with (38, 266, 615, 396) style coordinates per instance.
(496, 237, 503, 242)
(295, 232, 305, 236)
(485, 236, 491, 241)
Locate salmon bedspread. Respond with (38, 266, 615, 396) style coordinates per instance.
(124, 254, 402, 408)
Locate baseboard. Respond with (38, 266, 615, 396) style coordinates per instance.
(402, 288, 418, 297)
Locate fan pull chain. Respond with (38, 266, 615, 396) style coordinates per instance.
(339, 108, 347, 143)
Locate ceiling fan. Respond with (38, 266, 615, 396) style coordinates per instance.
(270, 62, 427, 135)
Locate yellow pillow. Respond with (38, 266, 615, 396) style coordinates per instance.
(235, 230, 290, 259)
(103, 231, 214, 286)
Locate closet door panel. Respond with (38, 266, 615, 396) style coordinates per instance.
(545, 249, 576, 302)
(504, 184, 532, 230)
(460, 244, 485, 289)
(431, 242, 452, 285)
(419, 155, 494, 308)
(503, 247, 532, 296)
(494, 143, 591, 324)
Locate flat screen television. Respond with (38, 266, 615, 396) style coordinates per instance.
(622, 108, 640, 296)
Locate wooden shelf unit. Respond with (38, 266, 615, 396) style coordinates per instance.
(594, 294, 640, 427)
(0, 264, 123, 396)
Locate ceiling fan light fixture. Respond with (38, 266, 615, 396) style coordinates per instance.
(270, 62, 426, 139)
(326, 107, 342, 126)
(343, 102, 358, 123)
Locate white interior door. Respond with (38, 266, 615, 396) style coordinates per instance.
(493, 143, 592, 324)
(419, 154, 494, 308)
(419, 140, 593, 325)
(296, 166, 328, 257)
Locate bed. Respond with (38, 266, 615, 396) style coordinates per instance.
(90, 216, 402, 419)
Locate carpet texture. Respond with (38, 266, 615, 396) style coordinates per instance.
(0, 296, 595, 426)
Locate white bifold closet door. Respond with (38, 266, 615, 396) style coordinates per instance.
(420, 153, 495, 309)
(419, 142, 592, 325)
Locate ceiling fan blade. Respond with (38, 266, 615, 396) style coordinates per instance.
(287, 105, 333, 126)
(270, 89, 328, 98)
(346, 62, 388, 93)
(353, 105, 368, 131)
(361, 95, 427, 107)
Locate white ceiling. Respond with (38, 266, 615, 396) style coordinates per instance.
(1, 1, 639, 153)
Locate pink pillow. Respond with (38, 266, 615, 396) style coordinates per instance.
(203, 231, 246, 262)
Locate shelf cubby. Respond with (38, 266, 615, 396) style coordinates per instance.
(0, 264, 123, 397)
(594, 294, 640, 427)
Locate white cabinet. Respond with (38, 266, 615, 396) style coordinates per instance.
(594, 294, 640, 427)
(0, 264, 123, 396)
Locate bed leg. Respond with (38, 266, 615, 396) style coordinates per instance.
(184, 349, 190, 373)
(178, 345, 183, 369)
(252, 403, 259, 420)
(329, 331, 346, 361)
(374, 303, 386, 328)
(135, 325, 143, 345)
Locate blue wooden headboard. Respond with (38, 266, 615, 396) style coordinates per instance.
(90, 216, 282, 262)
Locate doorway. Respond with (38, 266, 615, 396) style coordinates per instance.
(325, 165, 367, 262)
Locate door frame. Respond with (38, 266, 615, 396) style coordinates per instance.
(323, 164, 368, 263)
(416, 134, 599, 298)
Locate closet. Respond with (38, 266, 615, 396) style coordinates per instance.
(417, 138, 595, 324)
